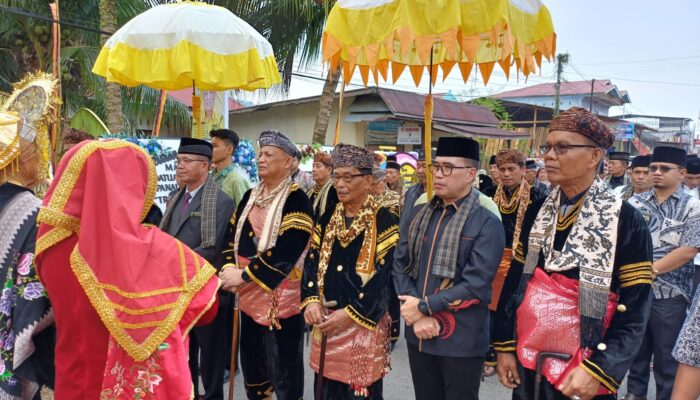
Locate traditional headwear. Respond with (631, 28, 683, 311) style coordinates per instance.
(525, 159, 538, 170)
(608, 152, 630, 162)
(687, 158, 700, 174)
(489, 155, 498, 165)
(385, 161, 401, 171)
(0, 112, 22, 172)
(651, 146, 687, 167)
(386, 154, 397, 162)
(258, 130, 297, 157)
(36, 140, 219, 397)
(332, 143, 373, 173)
(210, 128, 240, 149)
(435, 137, 480, 161)
(313, 152, 333, 168)
(178, 137, 213, 159)
(630, 155, 651, 169)
(549, 107, 615, 149)
(688, 154, 698, 159)
(496, 149, 526, 167)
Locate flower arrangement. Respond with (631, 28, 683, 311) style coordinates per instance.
(234, 139, 259, 183)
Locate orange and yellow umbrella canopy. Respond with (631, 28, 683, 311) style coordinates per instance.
(322, 0, 556, 196)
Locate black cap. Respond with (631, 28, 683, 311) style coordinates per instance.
(630, 155, 651, 169)
(209, 129, 240, 149)
(386, 154, 397, 163)
(651, 146, 687, 167)
(525, 159, 537, 170)
(435, 137, 480, 161)
(608, 152, 630, 162)
(489, 155, 497, 165)
(687, 158, 700, 174)
(385, 161, 401, 171)
(178, 137, 212, 159)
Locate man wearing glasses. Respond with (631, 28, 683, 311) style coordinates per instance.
(392, 136, 505, 400)
(159, 137, 236, 400)
(625, 146, 700, 400)
(495, 107, 654, 400)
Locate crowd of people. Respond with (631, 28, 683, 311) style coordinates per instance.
(0, 106, 698, 400)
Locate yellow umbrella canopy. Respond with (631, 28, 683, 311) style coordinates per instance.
(322, 0, 556, 197)
(93, 1, 281, 91)
(323, 0, 556, 86)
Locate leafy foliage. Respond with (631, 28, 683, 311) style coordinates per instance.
(470, 97, 514, 130)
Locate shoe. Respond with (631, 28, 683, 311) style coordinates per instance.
(622, 394, 647, 400)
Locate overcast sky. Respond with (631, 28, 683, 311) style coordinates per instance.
(283, 0, 700, 129)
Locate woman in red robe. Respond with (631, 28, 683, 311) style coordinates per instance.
(35, 140, 220, 399)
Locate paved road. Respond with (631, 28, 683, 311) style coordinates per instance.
(221, 327, 656, 399)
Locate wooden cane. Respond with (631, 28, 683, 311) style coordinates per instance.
(228, 294, 240, 400)
(315, 298, 338, 400)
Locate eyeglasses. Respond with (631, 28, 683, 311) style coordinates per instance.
(331, 173, 366, 184)
(540, 143, 597, 155)
(428, 163, 473, 177)
(175, 157, 209, 166)
(649, 165, 679, 173)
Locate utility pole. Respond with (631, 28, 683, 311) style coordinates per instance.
(553, 53, 569, 116)
(589, 78, 595, 112)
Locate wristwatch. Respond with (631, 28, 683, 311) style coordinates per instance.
(418, 298, 430, 316)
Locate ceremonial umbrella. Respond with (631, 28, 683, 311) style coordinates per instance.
(93, 1, 281, 137)
(322, 0, 556, 196)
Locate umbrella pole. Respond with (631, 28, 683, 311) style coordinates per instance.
(152, 89, 167, 137)
(424, 48, 434, 199)
(333, 78, 346, 146)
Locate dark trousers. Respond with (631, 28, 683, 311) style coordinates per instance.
(513, 361, 615, 400)
(190, 291, 230, 400)
(388, 280, 401, 346)
(627, 296, 688, 400)
(313, 374, 383, 400)
(406, 343, 483, 400)
(239, 311, 304, 400)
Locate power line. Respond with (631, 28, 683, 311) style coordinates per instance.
(0, 5, 113, 35)
(577, 55, 700, 66)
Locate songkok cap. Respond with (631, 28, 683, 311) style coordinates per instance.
(435, 137, 480, 161)
(688, 154, 698, 159)
(386, 154, 397, 163)
(608, 152, 630, 162)
(651, 146, 687, 167)
(525, 159, 538, 170)
(630, 155, 651, 169)
(178, 137, 212, 159)
(549, 107, 614, 149)
(496, 149, 526, 167)
(385, 161, 401, 171)
(258, 130, 297, 157)
(332, 143, 373, 172)
(313, 152, 333, 168)
(489, 155, 497, 165)
(686, 158, 700, 174)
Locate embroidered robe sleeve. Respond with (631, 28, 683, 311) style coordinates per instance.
(301, 213, 328, 310)
(344, 208, 399, 329)
(425, 209, 505, 314)
(581, 203, 653, 392)
(229, 188, 313, 292)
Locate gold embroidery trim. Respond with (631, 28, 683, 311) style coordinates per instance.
(620, 278, 653, 288)
(37, 208, 80, 233)
(345, 305, 376, 330)
(245, 266, 272, 292)
(111, 301, 179, 316)
(69, 243, 217, 362)
(35, 227, 72, 257)
(300, 296, 320, 310)
(619, 261, 653, 272)
(581, 359, 619, 392)
(183, 280, 221, 339)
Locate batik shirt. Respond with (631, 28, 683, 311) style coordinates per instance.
(629, 188, 700, 300)
(211, 163, 250, 206)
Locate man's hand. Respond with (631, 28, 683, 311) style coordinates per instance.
(318, 308, 354, 337)
(496, 352, 521, 389)
(220, 268, 245, 292)
(558, 366, 601, 400)
(304, 302, 324, 326)
(412, 316, 440, 340)
(398, 295, 424, 326)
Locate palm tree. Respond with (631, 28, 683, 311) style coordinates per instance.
(0, 0, 191, 134)
(99, 0, 122, 133)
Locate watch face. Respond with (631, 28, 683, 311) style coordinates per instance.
(418, 300, 428, 314)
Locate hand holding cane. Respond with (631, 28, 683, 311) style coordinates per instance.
(315, 297, 338, 400)
(228, 293, 240, 400)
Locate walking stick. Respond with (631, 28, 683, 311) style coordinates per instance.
(315, 298, 338, 400)
(228, 294, 240, 400)
(534, 352, 571, 400)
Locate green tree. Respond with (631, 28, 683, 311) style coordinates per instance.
(471, 97, 513, 130)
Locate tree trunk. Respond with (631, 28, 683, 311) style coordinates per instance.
(311, 65, 342, 145)
(99, 0, 123, 134)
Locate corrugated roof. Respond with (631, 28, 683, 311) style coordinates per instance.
(434, 123, 529, 139)
(492, 80, 629, 103)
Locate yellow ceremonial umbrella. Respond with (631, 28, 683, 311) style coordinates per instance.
(322, 0, 556, 197)
(93, 1, 281, 137)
